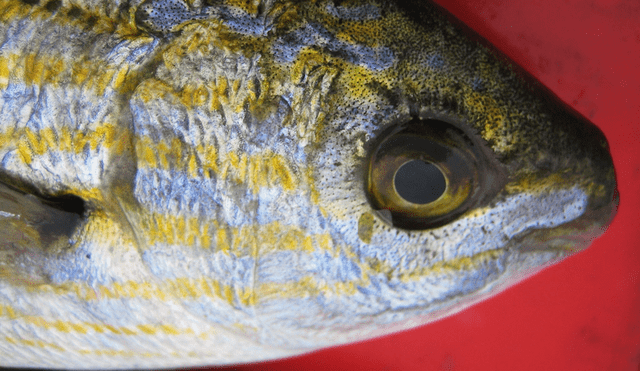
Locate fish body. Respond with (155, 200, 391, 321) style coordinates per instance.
(0, 0, 616, 368)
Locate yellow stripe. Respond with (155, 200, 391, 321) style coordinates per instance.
(0, 125, 127, 166)
(4, 335, 66, 352)
(137, 75, 267, 112)
(505, 173, 583, 195)
(78, 349, 134, 357)
(21, 275, 255, 307)
(0, 50, 147, 94)
(136, 135, 303, 194)
(78, 348, 168, 358)
(19, 248, 505, 310)
(225, 0, 260, 15)
(140, 213, 330, 254)
(256, 248, 506, 300)
(256, 248, 505, 301)
(316, 5, 407, 48)
(0, 304, 17, 319)
(0, 304, 202, 338)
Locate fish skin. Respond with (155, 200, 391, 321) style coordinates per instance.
(0, 0, 617, 368)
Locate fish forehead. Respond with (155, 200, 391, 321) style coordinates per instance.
(0, 0, 616, 368)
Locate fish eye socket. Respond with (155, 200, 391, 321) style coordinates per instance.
(366, 117, 496, 230)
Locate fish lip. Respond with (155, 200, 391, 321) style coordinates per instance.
(513, 187, 619, 255)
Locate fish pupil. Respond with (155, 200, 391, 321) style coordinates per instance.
(394, 160, 446, 204)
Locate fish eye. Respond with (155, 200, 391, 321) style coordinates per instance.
(366, 117, 503, 230)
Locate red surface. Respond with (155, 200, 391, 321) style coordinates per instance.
(198, 1, 640, 370)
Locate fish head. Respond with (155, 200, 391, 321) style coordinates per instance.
(0, 0, 617, 367)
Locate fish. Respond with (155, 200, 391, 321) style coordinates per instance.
(0, 0, 617, 368)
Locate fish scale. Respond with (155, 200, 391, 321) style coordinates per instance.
(0, 0, 617, 368)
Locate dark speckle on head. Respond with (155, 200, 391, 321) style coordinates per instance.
(44, 0, 62, 12)
(86, 15, 98, 28)
(66, 6, 83, 18)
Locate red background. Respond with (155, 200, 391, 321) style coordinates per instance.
(198, 0, 640, 370)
